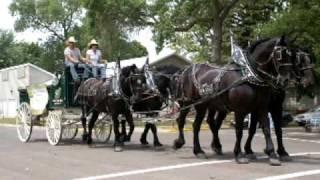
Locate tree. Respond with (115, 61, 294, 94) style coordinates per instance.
(151, 0, 240, 64)
(257, 0, 320, 75)
(80, 0, 149, 60)
(9, 0, 83, 41)
(0, 29, 45, 69)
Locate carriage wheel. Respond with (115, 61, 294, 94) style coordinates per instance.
(62, 123, 78, 140)
(46, 111, 63, 146)
(94, 118, 113, 143)
(16, 102, 33, 143)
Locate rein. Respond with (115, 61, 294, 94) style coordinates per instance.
(249, 45, 292, 88)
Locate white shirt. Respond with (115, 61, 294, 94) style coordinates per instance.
(86, 49, 102, 66)
(64, 47, 81, 66)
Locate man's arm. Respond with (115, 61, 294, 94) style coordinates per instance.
(65, 54, 78, 63)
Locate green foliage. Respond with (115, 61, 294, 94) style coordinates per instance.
(80, 0, 148, 60)
(10, 0, 83, 40)
(0, 30, 43, 69)
(3, 0, 148, 72)
(257, 0, 320, 78)
(151, 0, 241, 63)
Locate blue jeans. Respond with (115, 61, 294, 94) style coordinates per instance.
(92, 64, 106, 79)
(65, 63, 89, 81)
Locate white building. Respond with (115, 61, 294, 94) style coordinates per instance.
(0, 63, 55, 118)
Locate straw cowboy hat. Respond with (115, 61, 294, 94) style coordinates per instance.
(67, 36, 77, 43)
(88, 39, 99, 48)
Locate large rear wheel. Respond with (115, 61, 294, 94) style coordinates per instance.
(16, 102, 33, 143)
(62, 123, 78, 140)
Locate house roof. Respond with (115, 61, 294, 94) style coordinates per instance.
(106, 52, 192, 69)
(150, 52, 192, 66)
(0, 63, 56, 78)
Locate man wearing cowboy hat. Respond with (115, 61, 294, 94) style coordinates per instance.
(64, 36, 89, 82)
(86, 39, 106, 79)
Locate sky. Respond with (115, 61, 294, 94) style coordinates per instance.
(0, 0, 173, 60)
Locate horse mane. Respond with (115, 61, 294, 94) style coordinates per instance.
(153, 65, 182, 75)
(248, 38, 271, 53)
(121, 64, 138, 77)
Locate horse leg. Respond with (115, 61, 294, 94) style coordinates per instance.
(271, 108, 291, 161)
(244, 113, 258, 160)
(234, 112, 249, 164)
(124, 112, 135, 142)
(120, 119, 128, 142)
(112, 113, 123, 152)
(193, 105, 207, 159)
(259, 112, 281, 166)
(87, 111, 99, 145)
(150, 123, 163, 147)
(207, 110, 226, 155)
(173, 107, 190, 149)
(140, 123, 151, 145)
(81, 105, 88, 142)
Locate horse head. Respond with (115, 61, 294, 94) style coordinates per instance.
(290, 46, 317, 98)
(121, 64, 148, 103)
(248, 35, 293, 88)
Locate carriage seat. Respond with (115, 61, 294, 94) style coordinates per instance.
(64, 65, 87, 83)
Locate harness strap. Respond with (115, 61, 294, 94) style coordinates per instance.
(179, 77, 248, 111)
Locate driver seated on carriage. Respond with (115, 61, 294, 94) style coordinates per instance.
(64, 36, 90, 83)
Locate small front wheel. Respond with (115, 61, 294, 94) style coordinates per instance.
(46, 111, 63, 146)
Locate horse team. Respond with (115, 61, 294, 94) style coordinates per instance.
(76, 36, 316, 166)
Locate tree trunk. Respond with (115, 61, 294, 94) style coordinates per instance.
(211, 19, 223, 64)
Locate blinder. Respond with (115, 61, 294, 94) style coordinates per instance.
(255, 44, 293, 88)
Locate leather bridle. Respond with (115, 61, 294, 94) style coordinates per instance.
(255, 45, 293, 87)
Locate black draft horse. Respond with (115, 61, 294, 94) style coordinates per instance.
(173, 36, 293, 165)
(123, 64, 182, 147)
(76, 63, 148, 151)
(242, 46, 316, 161)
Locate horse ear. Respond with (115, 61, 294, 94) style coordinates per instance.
(279, 34, 288, 46)
(117, 56, 121, 68)
(146, 57, 149, 65)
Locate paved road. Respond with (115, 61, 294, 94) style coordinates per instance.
(1, 126, 320, 180)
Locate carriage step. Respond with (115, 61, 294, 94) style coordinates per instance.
(62, 114, 80, 120)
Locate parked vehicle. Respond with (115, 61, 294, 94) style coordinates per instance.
(304, 113, 320, 133)
(294, 106, 320, 126)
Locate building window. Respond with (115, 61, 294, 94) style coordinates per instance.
(2, 71, 8, 81)
(17, 67, 26, 79)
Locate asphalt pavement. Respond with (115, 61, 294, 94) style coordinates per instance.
(0, 126, 320, 180)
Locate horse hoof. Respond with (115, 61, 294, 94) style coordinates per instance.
(82, 134, 88, 142)
(89, 143, 96, 148)
(140, 139, 149, 145)
(87, 138, 93, 145)
(114, 146, 123, 152)
(269, 158, 281, 166)
(125, 136, 131, 142)
(213, 147, 223, 155)
(246, 153, 257, 160)
(195, 153, 208, 159)
(154, 142, 163, 147)
(279, 155, 292, 162)
(173, 139, 185, 150)
(235, 155, 249, 164)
